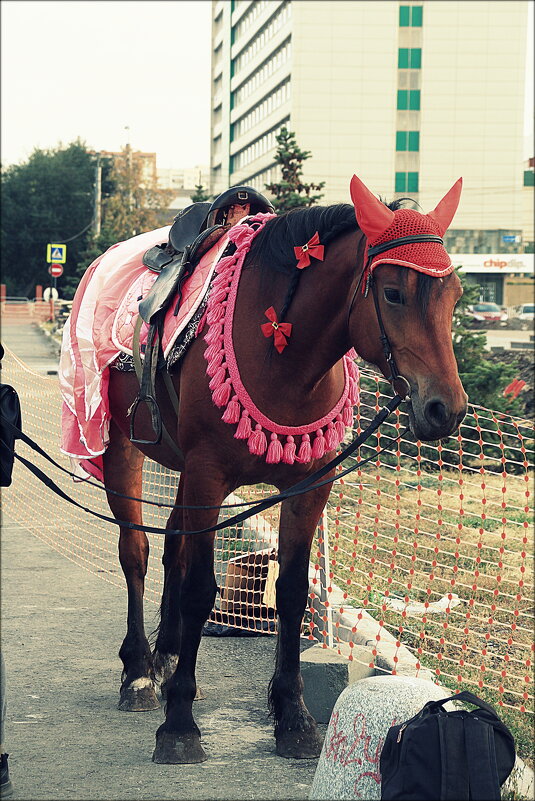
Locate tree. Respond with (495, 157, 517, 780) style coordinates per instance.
(265, 126, 325, 212)
(452, 271, 524, 415)
(190, 184, 212, 203)
(1, 140, 96, 297)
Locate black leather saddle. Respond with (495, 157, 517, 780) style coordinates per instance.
(139, 202, 216, 325)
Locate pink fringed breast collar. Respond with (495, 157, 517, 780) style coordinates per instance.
(202, 213, 359, 465)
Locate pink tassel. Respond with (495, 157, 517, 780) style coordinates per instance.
(213, 379, 232, 408)
(335, 414, 345, 441)
(296, 434, 312, 463)
(222, 395, 241, 424)
(349, 377, 359, 405)
(207, 302, 226, 325)
(282, 436, 296, 465)
(206, 351, 225, 377)
(235, 411, 252, 439)
(311, 428, 326, 459)
(211, 272, 231, 291)
(204, 337, 224, 363)
(204, 323, 223, 345)
(325, 422, 338, 451)
(342, 403, 354, 427)
(346, 358, 359, 381)
(209, 363, 227, 391)
(210, 287, 228, 305)
(248, 424, 267, 456)
(266, 433, 283, 464)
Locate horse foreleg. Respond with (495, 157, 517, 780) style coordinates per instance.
(103, 420, 159, 712)
(153, 469, 223, 764)
(270, 482, 333, 758)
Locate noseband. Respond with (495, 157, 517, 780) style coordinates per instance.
(347, 234, 445, 401)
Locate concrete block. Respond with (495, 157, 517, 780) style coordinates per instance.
(301, 644, 374, 724)
(309, 675, 451, 800)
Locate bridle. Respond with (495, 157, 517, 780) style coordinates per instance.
(347, 233, 445, 402)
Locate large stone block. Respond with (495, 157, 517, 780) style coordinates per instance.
(301, 644, 374, 724)
(309, 675, 451, 800)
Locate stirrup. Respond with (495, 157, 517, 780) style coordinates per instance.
(128, 394, 162, 445)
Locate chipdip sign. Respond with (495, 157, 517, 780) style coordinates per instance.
(453, 253, 534, 275)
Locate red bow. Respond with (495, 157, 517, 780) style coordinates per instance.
(261, 307, 292, 353)
(294, 231, 325, 269)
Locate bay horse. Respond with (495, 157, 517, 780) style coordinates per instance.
(98, 174, 467, 763)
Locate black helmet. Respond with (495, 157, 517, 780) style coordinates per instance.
(205, 185, 274, 228)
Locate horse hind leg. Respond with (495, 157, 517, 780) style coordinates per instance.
(102, 420, 159, 712)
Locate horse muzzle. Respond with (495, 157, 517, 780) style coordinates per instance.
(406, 389, 468, 442)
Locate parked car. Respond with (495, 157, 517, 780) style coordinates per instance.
(466, 302, 508, 324)
(516, 303, 534, 321)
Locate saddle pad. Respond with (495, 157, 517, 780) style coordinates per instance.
(112, 233, 230, 358)
(59, 224, 230, 481)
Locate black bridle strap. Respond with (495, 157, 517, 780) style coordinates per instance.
(367, 234, 444, 258)
(3, 394, 405, 536)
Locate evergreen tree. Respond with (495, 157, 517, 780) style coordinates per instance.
(265, 126, 325, 212)
(452, 271, 524, 415)
(190, 184, 212, 203)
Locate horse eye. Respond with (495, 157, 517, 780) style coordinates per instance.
(384, 288, 404, 305)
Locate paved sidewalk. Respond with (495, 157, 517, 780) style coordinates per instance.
(1, 514, 320, 800)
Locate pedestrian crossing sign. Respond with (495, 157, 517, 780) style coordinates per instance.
(46, 243, 67, 263)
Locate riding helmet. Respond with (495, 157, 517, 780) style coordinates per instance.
(205, 186, 274, 227)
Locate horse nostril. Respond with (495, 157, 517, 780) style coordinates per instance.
(424, 399, 449, 428)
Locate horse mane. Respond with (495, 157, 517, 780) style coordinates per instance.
(248, 198, 434, 320)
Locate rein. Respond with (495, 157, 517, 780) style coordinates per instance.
(1, 398, 408, 536)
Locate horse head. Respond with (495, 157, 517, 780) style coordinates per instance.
(348, 174, 467, 441)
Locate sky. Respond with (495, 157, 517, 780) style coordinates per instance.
(1, 1, 533, 170)
(0, 0, 213, 169)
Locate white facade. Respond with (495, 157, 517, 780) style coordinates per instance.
(210, 0, 531, 243)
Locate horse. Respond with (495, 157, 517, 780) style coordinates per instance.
(88, 174, 468, 763)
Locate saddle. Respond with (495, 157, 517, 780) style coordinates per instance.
(130, 202, 228, 450)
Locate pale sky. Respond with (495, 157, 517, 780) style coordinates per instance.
(1, 1, 533, 170)
(0, 0, 213, 169)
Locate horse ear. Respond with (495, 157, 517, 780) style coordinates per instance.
(350, 175, 395, 240)
(426, 178, 463, 236)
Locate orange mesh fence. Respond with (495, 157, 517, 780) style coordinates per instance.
(1, 329, 533, 726)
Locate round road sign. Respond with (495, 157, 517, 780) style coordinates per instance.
(49, 263, 64, 278)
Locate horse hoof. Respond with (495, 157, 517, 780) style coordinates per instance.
(152, 731, 207, 764)
(276, 728, 324, 759)
(118, 682, 160, 712)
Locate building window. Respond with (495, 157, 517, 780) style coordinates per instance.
(396, 131, 420, 151)
(399, 6, 423, 26)
(398, 48, 421, 69)
(524, 169, 534, 187)
(232, 38, 291, 108)
(232, 2, 291, 77)
(395, 172, 419, 192)
(397, 90, 419, 110)
(231, 79, 291, 141)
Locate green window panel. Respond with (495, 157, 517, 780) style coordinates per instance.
(399, 6, 423, 27)
(399, 6, 410, 26)
(524, 170, 535, 187)
(412, 6, 423, 26)
(395, 172, 407, 192)
(397, 90, 408, 110)
(410, 48, 422, 68)
(409, 90, 420, 110)
(398, 48, 409, 68)
(407, 172, 419, 192)
(408, 131, 420, 151)
(396, 131, 408, 150)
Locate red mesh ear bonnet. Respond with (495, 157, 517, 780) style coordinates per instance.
(350, 175, 462, 279)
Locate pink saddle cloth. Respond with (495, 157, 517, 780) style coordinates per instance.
(59, 225, 230, 481)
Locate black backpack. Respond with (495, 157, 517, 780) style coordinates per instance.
(380, 690, 516, 801)
(0, 383, 22, 487)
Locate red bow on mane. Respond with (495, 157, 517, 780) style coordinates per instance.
(261, 307, 292, 353)
(294, 231, 325, 269)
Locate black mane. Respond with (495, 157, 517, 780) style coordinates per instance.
(247, 198, 434, 320)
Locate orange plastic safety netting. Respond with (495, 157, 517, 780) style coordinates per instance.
(1, 326, 533, 726)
